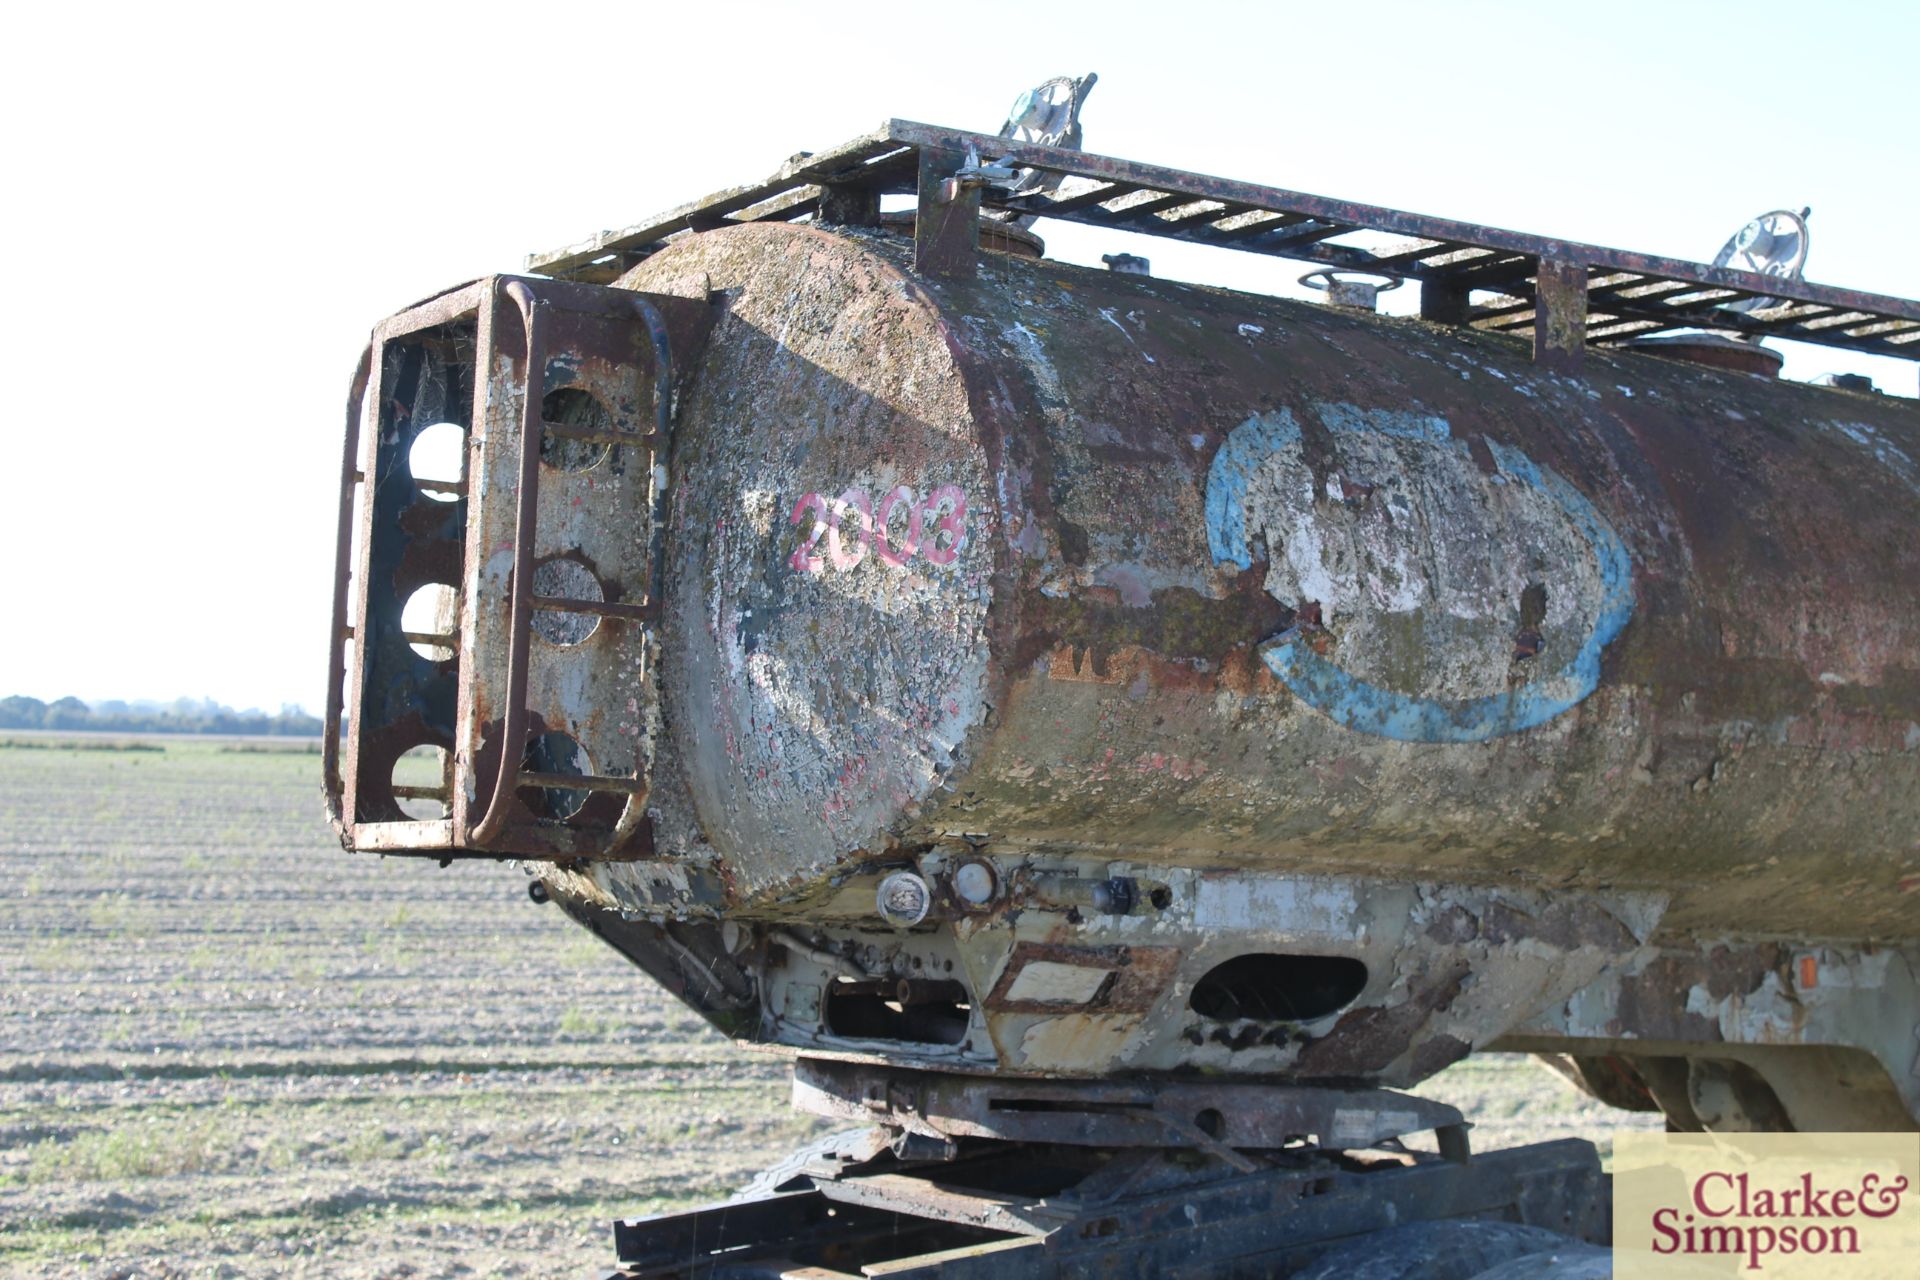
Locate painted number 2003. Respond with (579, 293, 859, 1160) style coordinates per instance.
(789, 485, 968, 574)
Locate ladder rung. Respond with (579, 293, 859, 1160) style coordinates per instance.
(540, 421, 664, 449)
(402, 630, 459, 648)
(416, 479, 466, 497)
(517, 770, 647, 795)
(390, 784, 448, 800)
(531, 595, 658, 622)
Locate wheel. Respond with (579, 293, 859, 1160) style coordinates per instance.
(1292, 1220, 1588, 1280)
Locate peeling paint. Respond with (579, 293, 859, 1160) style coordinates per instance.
(1205, 404, 1635, 741)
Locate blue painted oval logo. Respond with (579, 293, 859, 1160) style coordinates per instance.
(1205, 405, 1634, 743)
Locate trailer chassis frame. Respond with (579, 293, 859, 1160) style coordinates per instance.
(603, 1060, 1608, 1278)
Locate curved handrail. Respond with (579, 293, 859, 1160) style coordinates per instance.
(468, 280, 549, 846)
(469, 283, 674, 850)
(323, 344, 373, 823)
(631, 296, 673, 442)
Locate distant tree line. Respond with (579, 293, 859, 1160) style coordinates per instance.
(0, 696, 322, 736)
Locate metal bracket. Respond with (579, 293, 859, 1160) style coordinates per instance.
(1534, 258, 1590, 369)
(817, 181, 881, 227)
(792, 1057, 1471, 1159)
(1420, 279, 1473, 326)
(914, 147, 982, 279)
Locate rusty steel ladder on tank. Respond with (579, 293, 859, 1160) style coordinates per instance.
(326, 275, 710, 860)
(464, 282, 672, 848)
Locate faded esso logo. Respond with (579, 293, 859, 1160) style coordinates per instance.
(788, 485, 968, 573)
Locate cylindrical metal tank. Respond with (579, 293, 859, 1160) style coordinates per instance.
(605, 222, 1918, 944)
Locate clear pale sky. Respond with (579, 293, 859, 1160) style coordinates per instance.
(3, 1, 1913, 713)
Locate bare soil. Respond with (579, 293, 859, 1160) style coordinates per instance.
(0, 739, 1657, 1278)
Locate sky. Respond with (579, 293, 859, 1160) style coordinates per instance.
(1, 1, 1913, 713)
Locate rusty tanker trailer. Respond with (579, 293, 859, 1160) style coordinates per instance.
(327, 117, 1920, 1272)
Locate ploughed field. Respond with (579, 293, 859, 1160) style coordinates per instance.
(0, 739, 1659, 1279)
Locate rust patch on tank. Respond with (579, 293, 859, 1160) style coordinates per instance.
(985, 942, 1181, 1015)
(1020, 586, 1290, 683)
(1608, 944, 1789, 1041)
(1294, 959, 1471, 1077)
